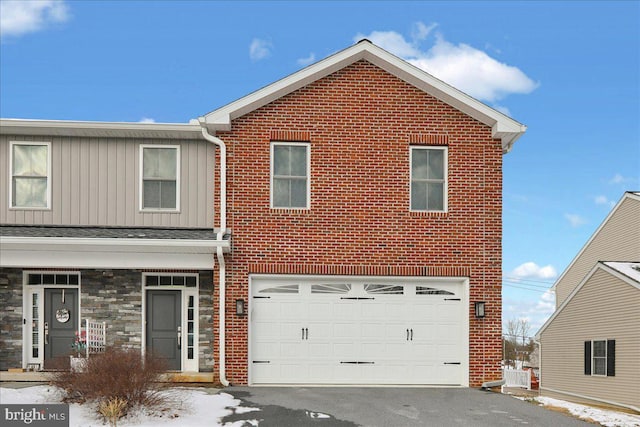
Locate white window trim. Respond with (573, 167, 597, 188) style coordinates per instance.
(409, 146, 448, 212)
(591, 339, 608, 377)
(139, 144, 181, 212)
(141, 272, 199, 372)
(9, 141, 52, 210)
(270, 141, 310, 209)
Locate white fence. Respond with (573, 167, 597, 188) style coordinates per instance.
(84, 319, 106, 358)
(503, 369, 531, 390)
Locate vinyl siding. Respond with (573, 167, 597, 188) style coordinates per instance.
(555, 196, 640, 307)
(0, 134, 215, 227)
(540, 268, 640, 410)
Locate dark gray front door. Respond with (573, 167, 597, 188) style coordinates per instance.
(146, 290, 181, 370)
(44, 288, 78, 368)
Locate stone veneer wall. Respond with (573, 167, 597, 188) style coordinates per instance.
(197, 270, 214, 372)
(0, 268, 24, 370)
(0, 268, 214, 372)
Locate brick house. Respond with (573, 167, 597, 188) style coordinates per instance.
(0, 40, 526, 387)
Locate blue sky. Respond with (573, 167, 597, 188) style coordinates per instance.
(2, 1, 638, 334)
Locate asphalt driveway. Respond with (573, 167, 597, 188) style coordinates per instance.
(221, 387, 592, 426)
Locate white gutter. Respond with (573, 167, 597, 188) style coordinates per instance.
(198, 120, 230, 387)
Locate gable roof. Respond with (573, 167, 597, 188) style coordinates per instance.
(198, 40, 527, 153)
(551, 191, 640, 292)
(536, 261, 640, 338)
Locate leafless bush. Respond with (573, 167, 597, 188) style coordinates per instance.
(50, 347, 168, 411)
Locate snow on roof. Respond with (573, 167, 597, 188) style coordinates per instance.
(603, 261, 640, 284)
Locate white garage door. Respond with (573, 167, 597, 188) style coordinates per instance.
(249, 276, 468, 386)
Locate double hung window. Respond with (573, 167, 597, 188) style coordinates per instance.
(584, 339, 615, 376)
(141, 145, 179, 210)
(271, 142, 309, 208)
(410, 146, 447, 212)
(10, 142, 50, 209)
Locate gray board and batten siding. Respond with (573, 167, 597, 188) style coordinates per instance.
(0, 134, 215, 228)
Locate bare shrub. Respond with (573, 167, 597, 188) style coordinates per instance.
(50, 347, 168, 411)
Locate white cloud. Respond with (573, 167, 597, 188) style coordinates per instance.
(503, 290, 556, 335)
(138, 117, 156, 124)
(249, 38, 273, 61)
(354, 23, 538, 103)
(608, 173, 632, 185)
(510, 262, 558, 281)
(410, 21, 437, 43)
(564, 213, 587, 227)
(0, 0, 69, 38)
(297, 52, 316, 67)
(594, 195, 616, 209)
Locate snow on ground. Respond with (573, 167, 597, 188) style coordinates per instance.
(3, 385, 640, 426)
(0, 385, 259, 427)
(515, 395, 640, 427)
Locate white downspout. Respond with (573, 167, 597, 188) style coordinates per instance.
(198, 120, 229, 387)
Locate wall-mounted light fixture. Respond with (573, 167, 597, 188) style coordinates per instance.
(235, 299, 246, 316)
(474, 301, 486, 318)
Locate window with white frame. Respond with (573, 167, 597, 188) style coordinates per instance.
(410, 146, 447, 212)
(141, 145, 179, 210)
(10, 142, 51, 209)
(584, 339, 615, 377)
(271, 142, 309, 208)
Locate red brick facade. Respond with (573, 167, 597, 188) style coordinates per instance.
(212, 60, 503, 387)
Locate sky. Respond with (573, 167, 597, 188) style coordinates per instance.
(1, 1, 639, 335)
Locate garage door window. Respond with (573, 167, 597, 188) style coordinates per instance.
(259, 284, 299, 294)
(416, 286, 455, 295)
(311, 284, 351, 294)
(364, 284, 404, 294)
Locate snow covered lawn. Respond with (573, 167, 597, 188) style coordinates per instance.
(515, 395, 640, 427)
(0, 385, 259, 427)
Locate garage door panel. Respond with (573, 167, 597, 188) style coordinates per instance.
(333, 302, 357, 320)
(360, 341, 386, 356)
(332, 323, 359, 338)
(308, 343, 331, 357)
(385, 303, 408, 318)
(333, 342, 358, 358)
(361, 322, 390, 339)
(252, 321, 280, 338)
(435, 324, 461, 341)
(252, 301, 280, 320)
(280, 302, 306, 319)
(252, 342, 279, 358)
(251, 276, 467, 385)
(308, 302, 333, 319)
(360, 302, 389, 318)
(279, 362, 309, 382)
(436, 303, 461, 321)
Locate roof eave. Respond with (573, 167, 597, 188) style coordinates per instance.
(0, 235, 230, 254)
(0, 119, 203, 140)
(200, 40, 527, 152)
